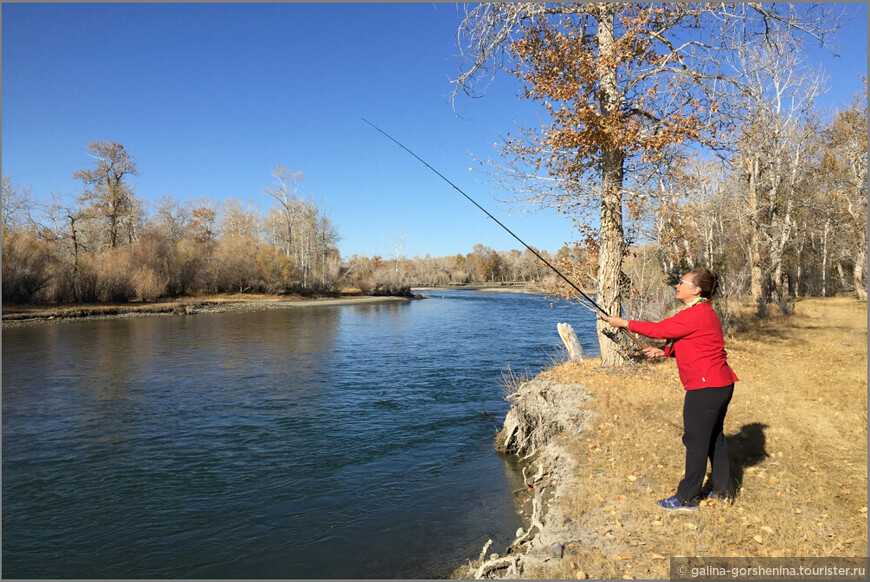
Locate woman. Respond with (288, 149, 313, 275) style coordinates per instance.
(603, 267, 738, 511)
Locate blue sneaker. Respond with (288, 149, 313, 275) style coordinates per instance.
(656, 495, 699, 511)
(700, 491, 734, 504)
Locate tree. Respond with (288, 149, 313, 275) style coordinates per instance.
(1, 176, 33, 230)
(392, 232, 407, 286)
(154, 195, 191, 246)
(73, 141, 139, 249)
(215, 200, 261, 293)
(822, 89, 868, 300)
(32, 192, 92, 302)
(731, 34, 828, 311)
(189, 203, 218, 244)
(264, 166, 304, 257)
(453, 2, 839, 365)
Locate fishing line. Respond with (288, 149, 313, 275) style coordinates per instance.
(362, 118, 646, 350)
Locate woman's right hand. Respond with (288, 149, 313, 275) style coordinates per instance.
(642, 347, 666, 359)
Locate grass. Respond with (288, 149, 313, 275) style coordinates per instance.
(498, 365, 534, 399)
(525, 296, 867, 580)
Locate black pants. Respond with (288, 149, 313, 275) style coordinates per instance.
(676, 384, 734, 505)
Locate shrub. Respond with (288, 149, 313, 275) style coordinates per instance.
(49, 254, 99, 303)
(213, 235, 260, 293)
(96, 248, 134, 302)
(2, 227, 54, 303)
(168, 239, 204, 296)
(256, 245, 293, 293)
(132, 266, 168, 301)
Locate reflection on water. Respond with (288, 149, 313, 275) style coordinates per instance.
(2, 291, 598, 578)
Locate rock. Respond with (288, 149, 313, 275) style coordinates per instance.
(516, 527, 525, 538)
(548, 542, 564, 558)
(631, 477, 653, 489)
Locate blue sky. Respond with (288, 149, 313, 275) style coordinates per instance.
(2, 3, 866, 259)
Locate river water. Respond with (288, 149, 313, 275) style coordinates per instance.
(2, 290, 598, 578)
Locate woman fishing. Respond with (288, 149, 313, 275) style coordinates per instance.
(603, 267, 738, 512)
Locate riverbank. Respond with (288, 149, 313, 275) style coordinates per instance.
(2, 292, 420, 327)
(455, 296, 868, 579)
(412, 283, 549, 294)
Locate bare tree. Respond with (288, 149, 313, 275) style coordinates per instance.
(392, 232, 407, 286)
(154, 195, 192, 246)
(822, 89, 868, 300)
(73, 141, 139, 249)
(264, 166, 305, 258)
(731, 33, 829, 310)
(1, 176, 34, 231)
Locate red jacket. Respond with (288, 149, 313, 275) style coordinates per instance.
(628, 302, 738, 390)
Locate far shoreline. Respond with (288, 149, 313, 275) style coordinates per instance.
(411, 283, 551, 294)
(2, 283, 578, 327)
(2, 293, 422, 328)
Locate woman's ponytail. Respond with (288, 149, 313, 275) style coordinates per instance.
(688, 267, 719, 299)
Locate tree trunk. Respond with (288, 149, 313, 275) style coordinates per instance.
(854, 244, 867, 301)
(68, 213, 81, 302)
(837, 261, 849, 290)
(821, 219, 830, 297)
(747, 157, 763, 303)
(557, 322, 585, 361)
(595, 7, 626, 367)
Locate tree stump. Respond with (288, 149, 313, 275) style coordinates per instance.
(557, 322, 584, 361)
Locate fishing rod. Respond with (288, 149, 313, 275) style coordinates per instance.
(362, 118, 646, 350)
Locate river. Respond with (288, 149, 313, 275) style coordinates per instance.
(2, 290, 598, 578)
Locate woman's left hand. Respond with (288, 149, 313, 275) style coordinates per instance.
(602, 315, 629, 328)
(642, 346, 666, 359)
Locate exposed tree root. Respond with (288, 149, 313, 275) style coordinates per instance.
(494, 378, 591, 457)
(462, 378, 594, 579)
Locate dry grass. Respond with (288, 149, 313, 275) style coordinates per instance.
(531, 296, 867, 580)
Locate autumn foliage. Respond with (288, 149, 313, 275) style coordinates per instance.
(1, 147, 342, 304)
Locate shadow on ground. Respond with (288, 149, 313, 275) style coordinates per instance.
(701, 422, 769, 498)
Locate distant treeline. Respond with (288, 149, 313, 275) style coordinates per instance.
(2, 147, 344, 303)
(4, 95, 867, 310)
(343, 243, 560, 292)
(0, 144, 559, 304)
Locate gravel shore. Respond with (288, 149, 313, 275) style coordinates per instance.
(2, 294, 420, 327)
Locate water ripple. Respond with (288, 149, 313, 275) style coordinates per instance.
(3, 290, 597, 578)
